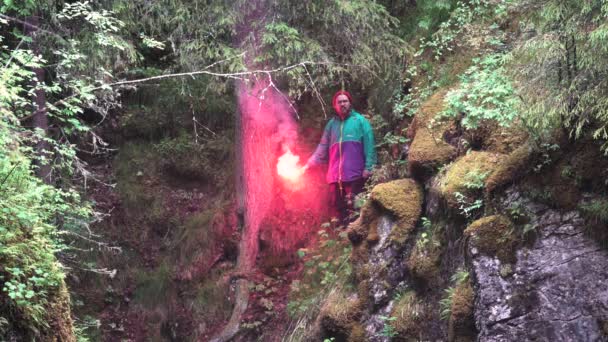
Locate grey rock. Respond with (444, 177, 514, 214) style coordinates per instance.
(472, 189, 608, 342)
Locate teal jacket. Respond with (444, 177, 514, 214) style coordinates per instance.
(308, 110, 377, 183)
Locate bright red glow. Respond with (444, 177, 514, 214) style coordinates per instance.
(277, 149, 303, 182)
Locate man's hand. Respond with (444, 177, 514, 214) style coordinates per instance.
(362, 169, 372, 178)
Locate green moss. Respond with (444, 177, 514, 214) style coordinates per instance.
(173, 210, 216, 265)
(44, 283, 76, 342)
(348, 323, 367, 342)
(464, 120, 528, 154)
(390, 292, 426, 339)
(371, 179, 423, 245)
(319, 289, 362, 339)
(408, 90, 457, 179)
(448, 280, 475, 341)
(439, 151, 502, 208)
(579, 198, 608, 225)
(485, 142, 533, 194)
(464, 215, 517, 263)
(192, 269, 232, 323)
(154, 133, 233, 185)
(407, 238, 442, 283)
(133, 262, 172, 308)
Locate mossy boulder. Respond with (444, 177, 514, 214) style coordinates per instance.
(370, 179, 423, 246)
(408, 90, 457, 180)
(347, 201, 380, 245)
(439, 151, 502, 210)
(464, 215, 517, 263)
(318, 289, 363, 339)
(448, 280, 475, 342)
(485, 142, 533, 194)
(44, 283, 76, 342)
(347, 324, 367, 342)
(390, 292, 427, 339)
(464, 120, 528, 154)
(407, 238, 442, 284)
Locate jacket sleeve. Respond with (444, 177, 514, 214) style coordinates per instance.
(307, 120, 331, 166)
(361, 117, 377, 171)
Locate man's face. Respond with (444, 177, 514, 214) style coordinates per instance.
(336, 94, 351, 117)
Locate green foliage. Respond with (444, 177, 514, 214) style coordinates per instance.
(416, 217, 442, 249)
(378, 315, 398, 338)
(463, 169, 491, 190)
(0, 114, 90, 334)
(154, 133, 234, 185)
(454, 192, 483, 218)
(439, 268, 469, 320)
(418, 0, 507, 60)
(579, 199, 608, 225)
(440, 54, 521, 129)
(133, 262, 171, 308)
(287, 228, 352, 318)
(115, 0, 405, 104)
(509, 0, 608, 150)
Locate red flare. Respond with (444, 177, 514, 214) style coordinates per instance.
(277, 149, 303, 182)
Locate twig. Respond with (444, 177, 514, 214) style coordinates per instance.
(3, 37, 26, 69)
(0, 162, 20, 191)
(303, 64, 328, 119)
(0, 14, 57, 36)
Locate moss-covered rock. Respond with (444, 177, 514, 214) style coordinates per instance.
(448, 280, 475, 342)
(485, 142, 533, 194)
(370, 179, 423, 245)
(408, 90, 457, 180)
(44, 283, 76, 342)
(390, 292, 426, 339)
(464, 215, 517, 263)
(407, 239, 442, 283)
(347, 201, 380, 245)
(464, 120, 528, 155)
(318, 289, 363, 339)
(439, 151, 502, 209)
(348, 324, 367, 342)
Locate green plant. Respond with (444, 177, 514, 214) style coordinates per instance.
(440, 269, 469, 320)
(440, 54, 521, 129)
(378, 315, 398, 338)
(439, 286, 456, 320)
(533, 143, 559, 173)
(286, 228, 352, 318)
(509, 0, 608, 152)
(454, 192, 483, 218)
(463, 169, 491, 190)
(579, 199, 608, 225)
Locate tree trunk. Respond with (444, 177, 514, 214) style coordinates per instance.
(25, 14, 51, 183)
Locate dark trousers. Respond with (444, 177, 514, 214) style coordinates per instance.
(329, 178, 365, 226)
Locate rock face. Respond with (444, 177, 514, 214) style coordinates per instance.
(471, 189, 608, 341)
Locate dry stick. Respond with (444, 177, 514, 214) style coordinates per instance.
(21, 59, 375, 122)
(303, 64, 328, 119)
(0, 14, 57, 36)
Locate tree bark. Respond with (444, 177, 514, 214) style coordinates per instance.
(25, 14, 51, 183)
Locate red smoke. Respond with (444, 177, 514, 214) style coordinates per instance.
(237, 79, 327, 263)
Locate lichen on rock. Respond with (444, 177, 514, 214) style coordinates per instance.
(464, 215, 517, 263)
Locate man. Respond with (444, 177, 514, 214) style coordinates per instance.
(303, 90, 377, 225)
